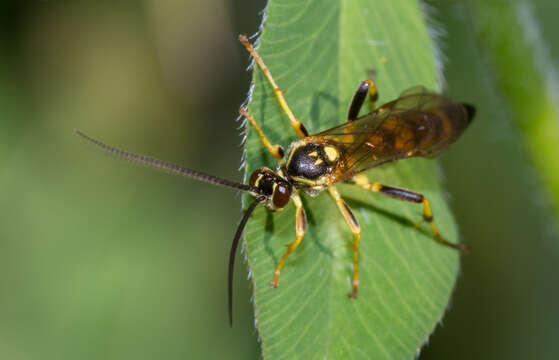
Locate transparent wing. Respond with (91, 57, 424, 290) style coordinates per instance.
(311, 86, 473, 182)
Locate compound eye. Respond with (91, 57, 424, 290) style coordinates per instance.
(249, 170, 260, 187)
(272, 183, 291, 208)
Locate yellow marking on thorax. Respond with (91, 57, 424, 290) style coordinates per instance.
(314, 159, 324, 165)
(291, 176, 317, 186)
(323, 146, 339, 162)
(308, 151, 318, 157)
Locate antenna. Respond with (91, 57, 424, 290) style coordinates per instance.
(75, 130, 259, 194)
(228, 195, 265, 327)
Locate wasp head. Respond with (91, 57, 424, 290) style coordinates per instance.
(249, 168, 292, 210)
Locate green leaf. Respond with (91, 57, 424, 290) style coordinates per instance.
(467, 0, 559, 217)
(242, 1, 461, 358)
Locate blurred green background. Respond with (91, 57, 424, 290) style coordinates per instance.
(1, 1, 558, 359)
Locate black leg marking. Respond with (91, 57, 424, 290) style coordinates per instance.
(347, 79, 379, 121)
(378, 185, 424, 203)
(347, 81, 371, 121)
(350, 175, 469, 253)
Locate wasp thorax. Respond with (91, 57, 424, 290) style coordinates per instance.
(286, 142, 340, 181)
(249, 168, 292, 208)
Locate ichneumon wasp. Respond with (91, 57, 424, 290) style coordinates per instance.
(77, 34, 475, 327)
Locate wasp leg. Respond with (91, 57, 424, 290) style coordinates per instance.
(328, 186, 362, 298)
(271, 193, 307, 288)
(239, 35, 309, 139)
(351, 174, 470, 253)
(240, 107, 284, 161)
(347, 79, 379, 121)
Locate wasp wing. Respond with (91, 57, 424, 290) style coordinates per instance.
(312, 86, 474, 183)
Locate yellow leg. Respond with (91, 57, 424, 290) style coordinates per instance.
(366, 79, 378, 113)
(239, 35, 309, 139)
(351, 174, 470, 253)
(367, 70, 379, 113)
(328, 186, 362, 298)
(240, 107, 284, 161)
(271, 193, 307, 288)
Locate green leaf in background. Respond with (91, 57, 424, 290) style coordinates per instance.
(242, 0, 466, 358)
(467, 0, 559, 217)
(420, 1, 559, 359)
